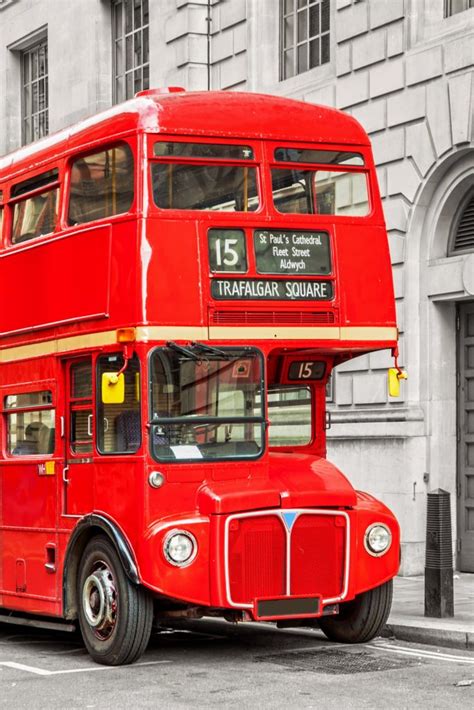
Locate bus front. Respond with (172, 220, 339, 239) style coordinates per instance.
(134, 94, 399, 645)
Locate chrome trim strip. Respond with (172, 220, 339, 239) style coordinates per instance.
(224, 508, 351, 609)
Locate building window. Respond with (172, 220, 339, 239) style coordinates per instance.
(112, 0, 149, 103)
(22, 39, 48, 144)
(450, 192, 474, 254)
(444, 0, 474, 16)
(281, 0, 330, 80)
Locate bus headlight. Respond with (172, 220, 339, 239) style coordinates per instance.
(364, 523, 392, 556)
(163, 530, 198, 567)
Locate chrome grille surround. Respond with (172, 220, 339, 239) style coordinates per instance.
(224, 508, 350, 609)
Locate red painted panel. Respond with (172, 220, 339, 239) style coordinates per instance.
(228, 515, 286, 604)
(0, 226, 112, 337)
(290, 514, 345, 599)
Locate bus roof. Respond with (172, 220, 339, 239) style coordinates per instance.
(0, 90, 369, 177)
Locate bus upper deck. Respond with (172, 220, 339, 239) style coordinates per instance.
(0, 89, 396, 358)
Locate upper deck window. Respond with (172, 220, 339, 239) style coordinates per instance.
(68, 144, 134, 225)
(154, 143, 254, 160)
(271, 163, 369, 216)
(151, 141, 259, 212)
(11, 169, 59, 244)
(275, 148, 364, 166)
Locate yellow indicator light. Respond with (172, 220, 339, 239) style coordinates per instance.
(101, 372, 125, 403)
(117, 327, 136, 343)
(45, 461, 55, 476)
(388, 368, 408, 397)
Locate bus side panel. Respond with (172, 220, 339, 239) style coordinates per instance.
(336, 225, 396, 326)
(144, 218, 205, 328)
(0, 226, 112, 337)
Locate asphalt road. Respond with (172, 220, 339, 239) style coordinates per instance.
(0, 618, 473, 709)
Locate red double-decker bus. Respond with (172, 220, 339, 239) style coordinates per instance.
(0, 88, 400, 665)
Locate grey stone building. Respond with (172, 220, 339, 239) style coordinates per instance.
(0, 0, 473, 575)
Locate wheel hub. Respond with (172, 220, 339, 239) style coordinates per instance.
(82, 566, 117, 638)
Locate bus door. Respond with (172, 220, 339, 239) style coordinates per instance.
(1, 385, 59, 603)
(63, 358, 95, 516)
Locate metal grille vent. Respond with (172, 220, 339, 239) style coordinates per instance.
(255, 648, 422, 674)
(452, 194, 474, 253)
(425, 489, 453, 569)
(210, 310, 336, 325)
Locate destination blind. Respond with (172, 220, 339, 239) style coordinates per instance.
(254, 230, 331, 275)
(211, 278, 333, 301)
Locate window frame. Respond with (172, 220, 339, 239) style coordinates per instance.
(444, 0, 474, 17)
(3, 387, 56, 458)
(280, 0, 331, 81)
(270, 161, 372, 218)
(112, 0, 150, 104)
(148, 345, 266, 463)
(68, 359, 94, 457)
(267, 383, 313, 448)
(21, 37, 49, 145)
(149, 138, 263, 215)
(9, 168, 60, 245)
(66, 141, 136, 227)
(448, 187, 474, 255)
(95, 352, 142, 456)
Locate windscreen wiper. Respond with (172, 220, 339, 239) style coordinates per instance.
(166, 341, 201, 360)
(191, 341, 230, 358)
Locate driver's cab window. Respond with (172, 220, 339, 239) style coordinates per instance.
(267, 386, 312, 446)
(96, 353, 141, 454)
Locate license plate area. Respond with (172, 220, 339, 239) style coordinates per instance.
(254, 595, 321, 621)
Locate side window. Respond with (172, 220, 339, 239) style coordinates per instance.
(267, 386, 312, 446)
(5, 391, 55, 456)
(96, 353, 141, 454)
(69, 361, 93, 454)
(11, 169, 59, 244)
(68, 144, 134, 225)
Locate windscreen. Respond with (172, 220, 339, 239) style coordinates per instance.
(150, 347, 264, 461)
(151, 141, 259, 212)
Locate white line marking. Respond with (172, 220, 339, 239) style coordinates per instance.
(0, 662, 51, 675)
(0, 660, 171, 676)
(367, 644, 474, 665)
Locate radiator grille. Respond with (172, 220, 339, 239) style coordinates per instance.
(290, 514, 346, 599)
(211, 310, 336, 325)
(226, 511, 346, 606)
(228, 516, 286, 604)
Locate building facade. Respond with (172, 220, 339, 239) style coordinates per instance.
(0, 0, 473, 575)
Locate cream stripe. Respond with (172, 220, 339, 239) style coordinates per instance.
(209, 326, 398, 341)
(0, 331, 118, 363)
(0, 325, 397, 363)
(340, 326, 397, 341)
(136, 326, 208, 341)
(209, 326, 339, 340)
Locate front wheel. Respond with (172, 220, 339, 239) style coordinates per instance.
(77, 536, 153, 665)
(318, 580, 393, 644)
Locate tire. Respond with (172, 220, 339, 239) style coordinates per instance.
(318, 580, 393, 644)
(77, 536, 153, 665)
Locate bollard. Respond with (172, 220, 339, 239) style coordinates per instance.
(424, 489, 454, 618)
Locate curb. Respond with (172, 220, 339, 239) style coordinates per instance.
(383, 623, 473, 651)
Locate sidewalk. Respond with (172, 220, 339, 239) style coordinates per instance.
(384, 572, 474, 650)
